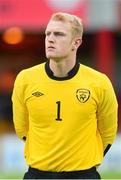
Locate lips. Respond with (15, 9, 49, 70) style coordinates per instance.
(47, 46, 55, 49)
(47, 46, 56, 52)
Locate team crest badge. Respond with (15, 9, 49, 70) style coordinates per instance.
(76, 89, 90, 103)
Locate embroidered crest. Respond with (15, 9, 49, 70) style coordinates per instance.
(76, 89, 90, 103)
(32, 91, 44, 97)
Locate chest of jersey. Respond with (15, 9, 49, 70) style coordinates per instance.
(25, 80, 97, 129)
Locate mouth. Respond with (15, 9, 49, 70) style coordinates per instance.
(47, 46, 55, 50)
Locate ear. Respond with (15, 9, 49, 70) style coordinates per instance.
(75, 38, 82, 48)
(72, 38, 82, 50)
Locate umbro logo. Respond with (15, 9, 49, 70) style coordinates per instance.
(32, 91, 44, 97)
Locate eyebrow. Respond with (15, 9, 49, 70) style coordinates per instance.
(45, 30, 66, 35)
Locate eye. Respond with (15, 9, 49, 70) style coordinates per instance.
(45, 31, 51, 36)
(54, 32, 65, 36)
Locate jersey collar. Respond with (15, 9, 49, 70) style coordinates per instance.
(45, 60, 80, 81)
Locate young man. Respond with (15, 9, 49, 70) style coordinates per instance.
(12, 12, 118, 179)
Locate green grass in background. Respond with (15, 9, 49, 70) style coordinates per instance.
(100, 171, 121, 179)
(0, 172, 23, 179)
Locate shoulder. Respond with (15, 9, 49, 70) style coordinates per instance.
(14, 62, 46, 86)
(20, 62, 45, 75)
(80, 64, 104, 77)
(80, 64, 112, 89)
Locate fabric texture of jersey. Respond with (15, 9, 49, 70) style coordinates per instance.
(12, 62, 118, 172)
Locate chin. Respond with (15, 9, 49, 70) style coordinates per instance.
(46, 54, 57, 60)
(46, 54, 65, 62)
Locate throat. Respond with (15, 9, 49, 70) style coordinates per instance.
(53, 70, 68, 77)
(49, 59, 76, 77)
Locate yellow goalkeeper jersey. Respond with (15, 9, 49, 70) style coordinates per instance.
(12, 61, 118, 171)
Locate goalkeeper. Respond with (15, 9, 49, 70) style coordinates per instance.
(12, 12, 118, 179)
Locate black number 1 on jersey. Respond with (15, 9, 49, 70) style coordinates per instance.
(56, 101, 62, 121)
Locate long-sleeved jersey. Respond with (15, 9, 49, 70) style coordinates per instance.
(12, 61, 118, 172)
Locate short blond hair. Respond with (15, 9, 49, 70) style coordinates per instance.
(50, 12, 83, 39)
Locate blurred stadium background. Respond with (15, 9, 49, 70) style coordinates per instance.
(0, 0, 121, 179)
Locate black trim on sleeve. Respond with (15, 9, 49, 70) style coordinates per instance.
(23, 136, 26, 141)
(45, 60, 80, 81)
(104, 144, 111, 156)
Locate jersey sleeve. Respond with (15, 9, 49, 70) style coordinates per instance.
(97, 75, 118, 153)
(12, 71, 29, 141)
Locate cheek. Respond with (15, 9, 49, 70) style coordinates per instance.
(60, 41, 71, 49)
(59, 46, 68, 54)
(62, 44, 72, 53)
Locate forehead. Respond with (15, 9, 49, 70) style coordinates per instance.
(46, 20, 72, 33)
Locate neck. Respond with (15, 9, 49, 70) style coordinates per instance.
(49, 58, 76, 77)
